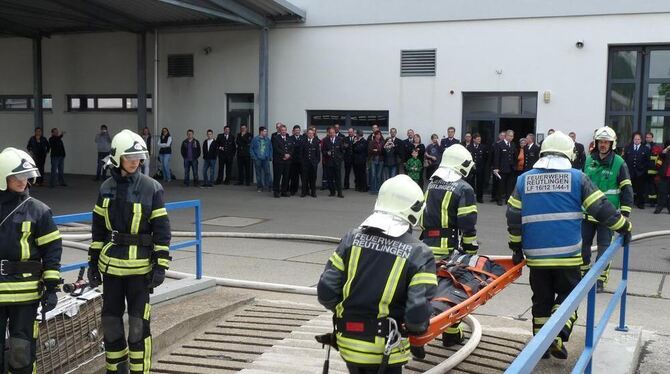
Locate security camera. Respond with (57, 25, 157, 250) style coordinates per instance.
(203, 46, 212, 55)
(575, 40, 584, 49)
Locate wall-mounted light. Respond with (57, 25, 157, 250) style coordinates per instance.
(543, 90, 551, 103)
(203, 46, 212, 55)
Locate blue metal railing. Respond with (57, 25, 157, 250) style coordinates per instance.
(506, 236, 628, 374)
(54, 199, 203, 279)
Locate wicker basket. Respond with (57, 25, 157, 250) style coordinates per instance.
(35, 291, 104, 374)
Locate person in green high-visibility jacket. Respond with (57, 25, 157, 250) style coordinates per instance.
(581, 126, 633, 292)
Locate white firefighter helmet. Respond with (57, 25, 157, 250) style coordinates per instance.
(540, 131, 575, 161)
(594, 126, 617, 150)
(437, 144, 474, 177)
(0, 147, 40, 191)
(360, 174, 426, 237)
(109, 129, 148, 168)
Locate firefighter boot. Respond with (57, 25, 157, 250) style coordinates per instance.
(596, 280, 605, 293)
(550, 337, 568, 359)
(442, 325, 464, 347)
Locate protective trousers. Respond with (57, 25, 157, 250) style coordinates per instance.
(102, 275, 152, 374)
(0, 303, 38, 374)
(581, 221, 612, 284)
(529, 268, 580, 343)
(346, 363, 402, 374)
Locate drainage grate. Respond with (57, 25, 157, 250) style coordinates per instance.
(153, 300, 526, 373)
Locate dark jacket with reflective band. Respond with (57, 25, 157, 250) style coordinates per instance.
(317, 228, 437, 366)
(88, 169, 171, 277)
(0, 190, 61, 305)
(506, 168, 626, 268)
(584, 151, 633, 219)
(420, 177, 478, 258)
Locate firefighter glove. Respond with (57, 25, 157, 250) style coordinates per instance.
(410, 345, 426, 359)
(87, 264, 102, 288)
(616, 218, 632, 246)
(149, 267, 166, 289)
(512, 250, 525, 265)
(315, 333, 338, 351)
(41, 289, 58, 314)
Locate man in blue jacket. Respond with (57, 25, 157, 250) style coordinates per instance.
(251, 127, 273, 192)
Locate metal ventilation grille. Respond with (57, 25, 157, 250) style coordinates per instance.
(401, 49, 436, 77)
(167, 54, 194, 77)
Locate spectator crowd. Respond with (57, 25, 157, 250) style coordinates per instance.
(22, 122, 670, 211)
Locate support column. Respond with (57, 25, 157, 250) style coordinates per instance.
(258, 27, 269, 129)
(32, 37, 43, 130)
(137, 32, 147, 132)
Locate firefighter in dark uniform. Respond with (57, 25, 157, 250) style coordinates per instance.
(318, 174, 436, 374)
(582, 126, 633, 292)
(289, 125, 304, 195)
(507, 131, 632, 360)
(420, 144, 478, 347)
(87, 130, 171, 374)
(0, 147, 61, 374)
(271, 124, 295, 198)
(300, 128, 320, 197)
(467, 134, 489, 203)
(523, 134, 540, 172)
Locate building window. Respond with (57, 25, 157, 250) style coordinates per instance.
(606, 46, 670, 147)
(307, 110, 389, 133)
(0, 95, 52, 111)
(167, 54, 194, 78)
(66, 95, 152, 112)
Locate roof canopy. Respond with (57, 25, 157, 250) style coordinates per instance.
(0, 0, 306, 37)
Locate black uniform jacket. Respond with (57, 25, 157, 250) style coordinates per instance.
(0, 190, 62, 304)
(272, 134, 295, 163)
(301, 137, 321, 167)
(322, 136, 344, 167)
(493, 140, 517, 174)
(216, 133, 236, 157)
(523, 143, 540, 171)
(467, 143, 490, 174)
(88, 169, 171, 277)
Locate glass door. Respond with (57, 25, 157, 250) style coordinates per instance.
(642, 48, 670, 142)
(227, 94, 254, 135)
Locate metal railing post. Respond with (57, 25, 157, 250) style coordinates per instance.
(585, 284, 597, 374)
(194, 200, 203, 280)
(616, 242, 629, 332)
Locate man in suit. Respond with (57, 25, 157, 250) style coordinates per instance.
(490, 131, 506, 203)
(289, 125, 304, 195)
(343, 128, 355, 189)
(235, 124, 252, 185)
(523, 133, 540, 171)
(402, 128, 415, 170)
(352, 130, 369, 192)
(569, 132, 586, 170)
(467, 133, 490, 203)
(272, 124, 294, 198)
(440, 126, 460, 150)
(322, 126, 344, 197)
(493, 130, 517, 206)
(301, 128, 321, 197)
(623, 132, 650, 209)
(215, 126, 236, 184)
(202, 129, 218, 187)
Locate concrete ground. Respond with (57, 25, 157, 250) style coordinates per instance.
(32, 174, 670, 373)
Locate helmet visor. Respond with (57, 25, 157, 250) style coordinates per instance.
(9, 170, 40, 181)
(122, 153, 147, 161)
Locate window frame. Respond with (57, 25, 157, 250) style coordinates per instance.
(0, 95, 53, 112)
(66, 94, 153, 112)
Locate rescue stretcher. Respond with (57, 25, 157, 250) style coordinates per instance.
(410, 256, 525, 346)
